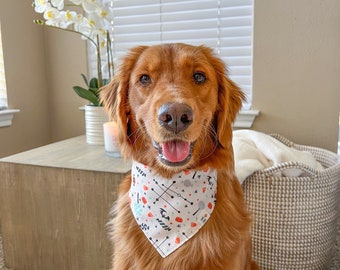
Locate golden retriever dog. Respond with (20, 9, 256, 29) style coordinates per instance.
(101, 43, 258, 270)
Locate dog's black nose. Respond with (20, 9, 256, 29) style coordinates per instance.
(158, 103, 193, 133)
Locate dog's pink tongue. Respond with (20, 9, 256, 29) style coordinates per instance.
(161, 140, 190, 163)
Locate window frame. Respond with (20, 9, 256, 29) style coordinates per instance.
(0, 20, 8, 110)
(0, 20, 20, 127)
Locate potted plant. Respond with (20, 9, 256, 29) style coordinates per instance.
(74, 74, 111, 144)
(73, 74, 110, 106)
(32, 0, 114, 144)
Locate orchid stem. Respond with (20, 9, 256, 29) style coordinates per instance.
(96, 35, 103, 88)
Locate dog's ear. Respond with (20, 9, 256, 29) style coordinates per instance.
(201, 46, 246, 149)
(100, 46, 148, 156)
(216, 75, 245, 149)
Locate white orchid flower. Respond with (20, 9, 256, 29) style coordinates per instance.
(73, 13, 84, 24)
(87, 12, 108, 30)
(82, 1, 99, 14)
(74, 17, 93, 39)
(87, 14, 102, 28)
(34, 0, 49, 13)
(33, 0, 115, 87)
(59, 10, 77, 28)
(51, 0, 64, 10)
(96, 7, 108, 19)
(99, 1, 114, 21)
(43, 6, 61, 27)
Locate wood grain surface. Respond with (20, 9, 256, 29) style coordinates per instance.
(0, 136, 131, 270)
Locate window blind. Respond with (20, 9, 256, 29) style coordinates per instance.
(0, 21, 8, 110)
(88, 0, 253, 109)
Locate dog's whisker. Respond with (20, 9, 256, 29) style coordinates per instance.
(197, 124, 218, 162)
(128, 124, 154, 158)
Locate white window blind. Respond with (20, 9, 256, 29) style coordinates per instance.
(0, 21, 8, 110)
(89, 0, 253, 109)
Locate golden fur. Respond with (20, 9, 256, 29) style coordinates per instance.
(101, 43, 258, 270)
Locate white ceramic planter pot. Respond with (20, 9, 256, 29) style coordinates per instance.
(84, 105, 109, 145)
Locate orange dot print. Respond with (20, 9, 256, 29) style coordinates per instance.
(175, 217, 183, 223)
(141, 197, 147, 204)
(175, 237, 181, 244)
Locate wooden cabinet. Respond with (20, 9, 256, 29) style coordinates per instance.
(0, 136, 131, 270)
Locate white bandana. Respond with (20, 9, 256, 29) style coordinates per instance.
(129, 161, 217, 258)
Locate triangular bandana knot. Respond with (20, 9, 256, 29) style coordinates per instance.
(129, 160, 217, 258)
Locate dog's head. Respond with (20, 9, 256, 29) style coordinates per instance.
(101, 43, 245, 176)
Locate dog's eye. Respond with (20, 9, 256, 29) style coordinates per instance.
(139, 74, 151, 86)
(193, 72, 206, 84)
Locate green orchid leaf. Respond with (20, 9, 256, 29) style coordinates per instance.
(81, 73, 89, 87)
(73, 86, 99, 105)
(89, 77, 99, 89)
(89, 88, 100, 98)
(102, 78, 110, 86)
(89, 87, 99, 92)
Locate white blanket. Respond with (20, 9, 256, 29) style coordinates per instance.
(232, 130, 324, 184)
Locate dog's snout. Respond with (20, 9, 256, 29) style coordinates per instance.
(158, 103, 193, 133)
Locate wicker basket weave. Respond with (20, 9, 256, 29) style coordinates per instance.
(242, 134, 340, 270)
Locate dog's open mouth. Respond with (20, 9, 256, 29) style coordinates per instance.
(152, 139, 195, 167)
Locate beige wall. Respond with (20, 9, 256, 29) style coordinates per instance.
(0, 0, 339, 158)
(0, 0, 87, 158)
(44, 28, 87, 142)
(252, 0, 340, 152)
(0, 0, 51, 158)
